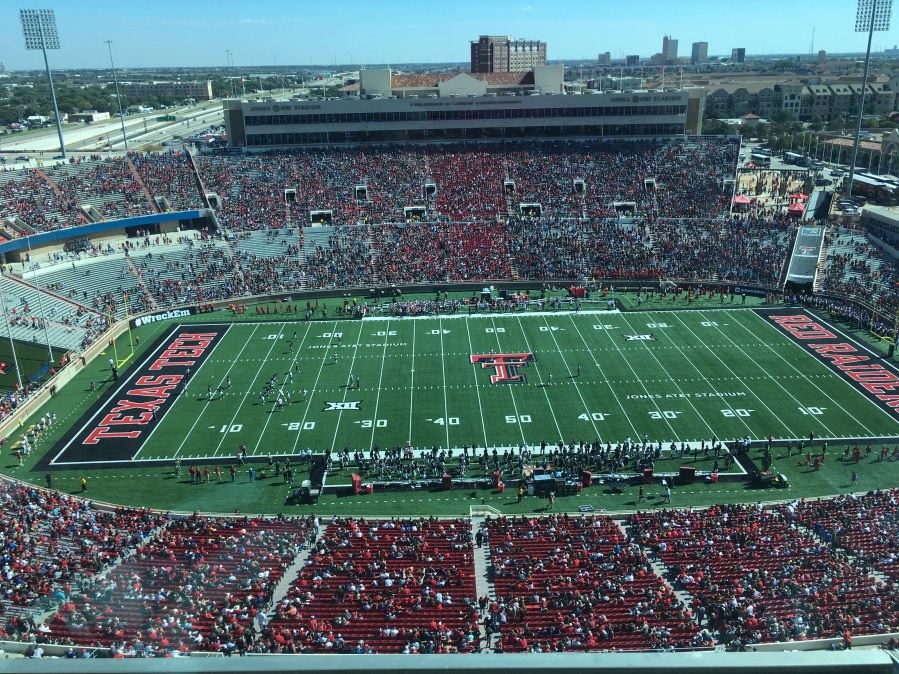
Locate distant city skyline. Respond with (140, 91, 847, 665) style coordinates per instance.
(0, 0, 896, 71)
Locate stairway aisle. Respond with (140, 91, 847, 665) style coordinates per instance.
(470, 515, 495, 651)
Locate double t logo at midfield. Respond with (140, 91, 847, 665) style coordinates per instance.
(470, 353, 535, 384)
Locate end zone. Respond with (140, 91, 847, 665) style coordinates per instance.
(40, 323, 230, 469)
(754, 307, 899, 421)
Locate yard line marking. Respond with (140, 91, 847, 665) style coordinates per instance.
(437, 317, 453, 450)
(515, 315, 564, 442)
(540, 315, 600, 441)
(672, 311, 796, 437)
(723, 311, 851, 438)
(795, 309, 899, 429)
(201, 323, 281, 458)
(464, 314, 489, 449)
(590, 313, 677, 437)
(568, 314, 645, 439)
(666, 311, 789, 437)
(407, 319, 417, 445)
(368, 319, 392, 451)
(72, 323, 230, 464)
(168, 323, 244, 460)
(131, 326, 236, 461)
(328, 321, 365, 452)
(489, 315, 527, 445)
(617, 312, 719, 440)
(292, 322, 341, 454)
(252, 322, 313, 454)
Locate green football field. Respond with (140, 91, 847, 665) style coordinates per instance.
(69, 306, 899, 466)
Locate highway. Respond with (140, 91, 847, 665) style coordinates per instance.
(0, 100, 224, 160)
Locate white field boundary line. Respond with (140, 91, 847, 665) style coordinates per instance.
(251, 321, 314, 454)
(488, 315, 527, 445)
(617, 312, 720, 440)
(589, 312, 678, 438)
(328, 321, 366, 452)
(538, 314, 601, 441)
(166, 323, 252, 460)
(135, 322, 255, 459)
(567, 315, 640, 440)
(51, 322, 190, 465)
(464, 313, 490, 449)
(192, 322, 282, 459)
(293, 321, 341, 453)
(668, 311, 797, 439)
(725, 310, 863, 438)
(797, 309, 899, 429)
(368, 319, 392, 451)
(438, 317, 451, 450)
(66, 436, 892, 466)
(513, 315, 564, 442)
(407, 320, 416, 445)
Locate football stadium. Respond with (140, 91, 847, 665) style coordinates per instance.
(0, 16, 898, 674)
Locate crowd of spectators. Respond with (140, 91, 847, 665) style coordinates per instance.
(305, 226, 373, 289)
(130, 151, 205, 212)
(775, 491, 899, 585)
(819, 231, 899, 321)
(0, 488, 895, 656)
(194, 139, 738, 230)
(372, 222, 512, 284)
(38, 513, 311, 656)
(488, 514, 698, 653)
(45, 159, 148, 222)
(654, 215, 795, 285)
(0, 481, 164, 640)
(626, 503, 899, 650)
(0, 172, 77, 234)
(265, 516, 479, 654)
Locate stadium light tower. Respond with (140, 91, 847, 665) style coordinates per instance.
(20, 9, 66, 159)
(847, 0, 893, 198)
(104, 40, 129, 151)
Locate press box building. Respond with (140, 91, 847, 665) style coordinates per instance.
(223, 66, 706, 148)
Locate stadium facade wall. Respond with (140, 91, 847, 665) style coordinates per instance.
(0, 210, 213, 259)
(224, 89, 706, 148)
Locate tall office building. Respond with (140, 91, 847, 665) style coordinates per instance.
(625, 55, 640, 66)
(731, 48, 746, 63)
(470, 35, 547, 73)
(662, 35, 679, 63)
(597, 52, 611, 65)
(691, 42, 708, 65)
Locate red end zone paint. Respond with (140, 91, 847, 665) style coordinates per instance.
(760, 308, 899, 416)
(44, 324, 229, 468)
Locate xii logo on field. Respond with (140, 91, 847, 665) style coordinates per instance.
(324, 401, 362, 411)
(470, 353, 535, 384)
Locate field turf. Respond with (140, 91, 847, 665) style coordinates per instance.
(7, 297, 899, 516)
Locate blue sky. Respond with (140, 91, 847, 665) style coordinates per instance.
(2, 0, 897, 70)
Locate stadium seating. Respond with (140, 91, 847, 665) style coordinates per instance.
(820, 230, 899, 319)
(626, 503, 899, 648)
(0, 274, 106, 352)
(130, 151, 205, 212)
(0, 481, 165, 640)
(775, 490, 899, 586)
(41, 514, 311, 655)
(44, 159, 149, 222)
(267, 517, 479, 654)
(487, 514, 697, 652)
